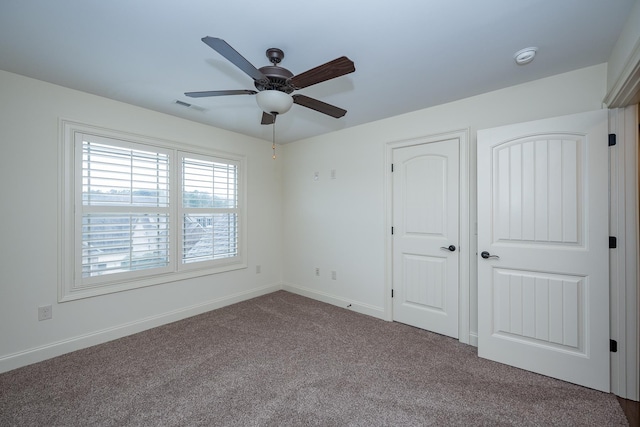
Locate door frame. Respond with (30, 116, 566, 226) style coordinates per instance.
(604, 20, 640, 400)
(384, 129, 470, 344)
(609, 105, 639, 401)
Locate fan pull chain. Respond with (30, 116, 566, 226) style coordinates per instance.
(272, 119, 277, 159)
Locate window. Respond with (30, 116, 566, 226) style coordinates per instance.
(180, 155, 239, 266)
(60, 121, 246, 301)
(80, 138, 171, 281)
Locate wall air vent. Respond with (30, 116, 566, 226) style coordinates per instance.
(174, 100, 207, 112)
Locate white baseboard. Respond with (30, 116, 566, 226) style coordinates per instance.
(0, 284, 281, 374)
(282, 282, 386, 320)
(469, 332, 478, 347)
(282, 283, 479, 349)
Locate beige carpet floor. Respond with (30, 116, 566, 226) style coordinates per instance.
(0, 290, 628, 426)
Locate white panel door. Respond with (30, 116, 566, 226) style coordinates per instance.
(477, 110, 609, 392)
(392, 138, 459, 338)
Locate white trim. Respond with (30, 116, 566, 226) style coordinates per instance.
(282, 282, 386, 320)
(609, 106, 639, 401)
(604, 37, 640, 108)
(384, 129, 471, 344)
(469, 332, 478, 347)
(0, 284, 281, 374)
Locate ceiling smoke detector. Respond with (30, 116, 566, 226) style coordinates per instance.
(514, 47, 538, 65)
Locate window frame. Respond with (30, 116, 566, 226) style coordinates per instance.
(59, 120, 247, 302)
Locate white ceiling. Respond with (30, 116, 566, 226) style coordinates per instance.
(0, 0, 636, 143)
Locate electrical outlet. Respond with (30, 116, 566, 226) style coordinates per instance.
(315, 267, 320, 276)
(314, 171, 319, 181)
(256, 265, 261, 274)
(38, 305, 52, 321)
(331, 271, 337, 280)
(331, 169, 336, 179)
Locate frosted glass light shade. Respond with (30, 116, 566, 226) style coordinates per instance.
(256, 90, 293, 115)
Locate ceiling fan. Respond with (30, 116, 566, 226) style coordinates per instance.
(185, 37, 355, 125)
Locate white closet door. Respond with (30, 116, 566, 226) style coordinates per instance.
(477, 110, 610, 392)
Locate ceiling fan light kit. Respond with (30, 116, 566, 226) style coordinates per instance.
(256, 90, 293, 115)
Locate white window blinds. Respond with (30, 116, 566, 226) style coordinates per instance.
(80, 138, 171, 278)
(180, 155, 239, 265)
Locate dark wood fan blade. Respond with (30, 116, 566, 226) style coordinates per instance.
(201, 37, 268, 83)
(261, 112, 275, 125)
(292, 94, 347, 118)
(288, 56, 355, 89)
(184, 90, 257, 98)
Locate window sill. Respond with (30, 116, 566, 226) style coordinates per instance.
(59, 261, 247, 302)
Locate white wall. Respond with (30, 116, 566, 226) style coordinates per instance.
(0, 70, 283, 372)
(281, 63, 608, 341)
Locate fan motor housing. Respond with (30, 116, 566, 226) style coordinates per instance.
(254, 48, 295, 93)
(255, 65, 294, 93)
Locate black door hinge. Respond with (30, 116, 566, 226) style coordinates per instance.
(608, 134, 616, 146)
(609, 236, 617, 249)
(610, 339, 618, 352)
(391, 227, 394, 235)
(391, 289, 394, 298)
(391, 163, 394, 172)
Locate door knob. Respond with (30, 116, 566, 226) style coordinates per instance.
(480, 251, 499, 259)
(440, 245, 456, 252)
